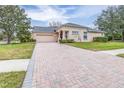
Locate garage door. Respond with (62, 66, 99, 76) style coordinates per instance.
(36, 35, 57, 43)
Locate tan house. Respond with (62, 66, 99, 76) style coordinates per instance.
(32, 23, 104, 43)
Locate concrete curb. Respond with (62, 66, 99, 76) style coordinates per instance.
(22, 44, 37, 88)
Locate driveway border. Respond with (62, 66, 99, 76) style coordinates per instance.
(22, 44, 36, 88)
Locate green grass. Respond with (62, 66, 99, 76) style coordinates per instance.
(66, 42, 124, 51)
(117, 54, 124, 58)
(0, 42, 35, 60)
(0, 71, 26, 88)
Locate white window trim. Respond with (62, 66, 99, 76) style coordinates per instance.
(72, 31, 79, 35)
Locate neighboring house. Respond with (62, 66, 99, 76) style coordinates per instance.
(32, 23, 104, 42)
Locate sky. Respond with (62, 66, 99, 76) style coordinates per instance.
(20, 5, 108, 28)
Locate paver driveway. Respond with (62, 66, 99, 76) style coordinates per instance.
(23, 43, 124, 88)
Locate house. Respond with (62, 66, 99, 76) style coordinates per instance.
(32, 23, 104, 43)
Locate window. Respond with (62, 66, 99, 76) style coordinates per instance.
(72, 31, 79, 35)
(84, 32, 87, 40)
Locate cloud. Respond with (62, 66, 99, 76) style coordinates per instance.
(68, 5, 108, 28)
(22, 5, 109, 27)
(70, 5, 108, 18)
(25, 5, 71, 23)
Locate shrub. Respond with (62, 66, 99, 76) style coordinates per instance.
(107, 36, 112, 41)
(59, 39, 74, 43)
(17, 30, 31, 43)
(30, 38, 36, 42)
(93, 37, 108, 42)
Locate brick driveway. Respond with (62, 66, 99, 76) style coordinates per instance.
(23, 43, 124, 88)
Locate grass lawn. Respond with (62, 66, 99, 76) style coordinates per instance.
(0, 42, 35, 60)
(66, 42, 124, 51)
(117, 54, 124, 58)
(0, 71, 25, 88)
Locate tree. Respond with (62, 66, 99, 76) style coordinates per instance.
(95, 6, 120, 40)
(16, 18, 31, 43)
(16, 9, 31, 43)
(0, 5, 31, 44)
(17, 29, 31, 42)
(118, 5, 124, 41)
(0, 31, 3, 41)
(49, 21, 62, 27)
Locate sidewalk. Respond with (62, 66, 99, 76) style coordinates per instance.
(98, 49, 124, 55)
(0, 59, 29, 73)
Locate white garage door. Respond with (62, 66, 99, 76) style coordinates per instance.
(36, 35, 57, 43)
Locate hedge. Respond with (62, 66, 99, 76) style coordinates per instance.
(59, 39, 74, 43)
(93, 37, 108, 42)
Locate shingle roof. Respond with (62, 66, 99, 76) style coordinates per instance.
(32, 26, 57, 33)
(86, 27, 103, 33)
(88, 29, 103, 33)
(61, 23, 88, 29)
(61, 23, 103, 33)
(32, 23, 103, 33)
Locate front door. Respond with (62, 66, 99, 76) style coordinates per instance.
(65, 31, 69, 39)
(60, 31, 63, 40)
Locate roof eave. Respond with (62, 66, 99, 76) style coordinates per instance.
(88, 31, 104, 33)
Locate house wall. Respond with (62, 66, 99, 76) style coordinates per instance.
(32, 32, 58, 39)
(57, 26, 104, 42)
(87, 32, 104, 42)
(32, 27, 104, 42)
(57, 26, 87, 42)
(32, 32, 58, 42)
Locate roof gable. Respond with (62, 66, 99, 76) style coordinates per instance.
(59, 23, 103, 33)
(60, 23, 88, 29)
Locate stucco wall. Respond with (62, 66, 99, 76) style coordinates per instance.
(87, 32, 104, 42)
(57, 26, 104, 42)
(57, 26, 87, 42)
